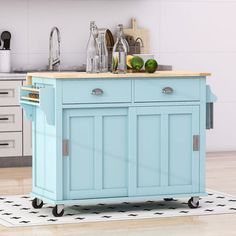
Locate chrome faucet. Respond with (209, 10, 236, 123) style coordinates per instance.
(48, 26, 61, 71)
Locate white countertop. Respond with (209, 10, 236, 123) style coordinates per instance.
(0, 73, 26, 80)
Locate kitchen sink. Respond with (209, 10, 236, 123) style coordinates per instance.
(13, 69, 86, 74)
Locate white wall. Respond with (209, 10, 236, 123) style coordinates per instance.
(0, 0, 235, 152)
(0, 0, 162, 69)
(157, 1, 236, 152)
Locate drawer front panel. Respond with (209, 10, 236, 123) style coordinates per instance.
(0, 107, 22, 132)
(134, 78, 200, 102)
(0, 132, 22, 157)
(0, 81, 22, 106)
(63, 79, 131, 104)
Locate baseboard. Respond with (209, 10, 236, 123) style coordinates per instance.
(207, 151, 236, 158)
(0, 156, 32, 168)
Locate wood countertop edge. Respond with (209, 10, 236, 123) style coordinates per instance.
(26, 71, 211, 85)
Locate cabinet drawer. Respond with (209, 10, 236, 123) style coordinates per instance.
(0, 81, 22, 106)
(0, 132, 22, 157)
(62, 79, 131, 104)
(134, 78, 200, 102)
(0, 107, 22, 132)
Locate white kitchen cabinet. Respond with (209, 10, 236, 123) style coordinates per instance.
(0, 76, 32, 165)
(0, 132, 22, 157)
(0, 107, 22, 132)
(0, 80, 21, 106)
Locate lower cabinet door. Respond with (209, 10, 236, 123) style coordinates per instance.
(129, 106, 200, 196)
(63, 108, 128, 200)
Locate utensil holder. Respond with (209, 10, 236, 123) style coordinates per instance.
(0, 50, 11, 73)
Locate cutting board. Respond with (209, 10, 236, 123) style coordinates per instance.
(123, 18, 149, 54)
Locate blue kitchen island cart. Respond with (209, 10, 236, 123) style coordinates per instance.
(20, 71, 216, 217)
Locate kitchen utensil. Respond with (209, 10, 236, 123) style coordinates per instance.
(105, 29, 114, 70)
(123, 18, 149, 54)
(0, 50, 11, 72)
(1, 31, 11, 50)
(106, 29, 114, 47)
(125, 35, 135, 47)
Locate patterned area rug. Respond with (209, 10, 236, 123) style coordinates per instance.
(0, 189, 236, 227)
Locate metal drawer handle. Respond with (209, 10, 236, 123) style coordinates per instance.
(0, 117, 9, 121)
(91, 88, 104, 96)
(162, 87, 174, 94)
(0, 143, 9, 146)
(0, 92, 9, 95)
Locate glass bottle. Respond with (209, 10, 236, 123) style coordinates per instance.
(96, 28, 108, 73)
(86, 21, 99, 73)
(120, 24, 130, 54)
(112, 24, 128, 74)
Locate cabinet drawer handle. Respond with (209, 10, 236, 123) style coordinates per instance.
(0, 92, 9, 95)
(91, 88, 104, 96)
(0, 143, 9, 146)
(0, 117, 9, 121)
(162, 87, 174, 94)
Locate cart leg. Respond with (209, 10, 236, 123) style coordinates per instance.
(52, 204, 64, 217)
(188, 196, 200, 209)
(164, 198, 173, 201)
(32, 198, 43, 209)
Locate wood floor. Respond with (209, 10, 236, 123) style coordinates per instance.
(0, 152, 236, 236)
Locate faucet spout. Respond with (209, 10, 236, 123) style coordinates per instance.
(49, 26, 61, 71)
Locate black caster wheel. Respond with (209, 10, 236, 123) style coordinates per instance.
(52, 205, 64, 217)
(32, 198, 43, 209)
(164, 198, 174, 201)
(188, 197, 200, 209)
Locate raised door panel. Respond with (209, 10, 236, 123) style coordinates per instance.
(70, 116, 95, 191)
(64, 108, 128, 200)
(129, 107, 164, 196)
(169, 113, 193, 187)
(103, 115, 128, 190)
(136, 114, 162, 188)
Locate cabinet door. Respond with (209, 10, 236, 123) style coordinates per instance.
(129, 106, 200, 196)
(63, 108, 128, 200)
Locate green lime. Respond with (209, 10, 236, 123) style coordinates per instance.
(131, 56, 144, 71)
(145, 59, 158, 73)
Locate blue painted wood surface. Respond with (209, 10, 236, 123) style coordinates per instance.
(21, 76, 214, 206)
